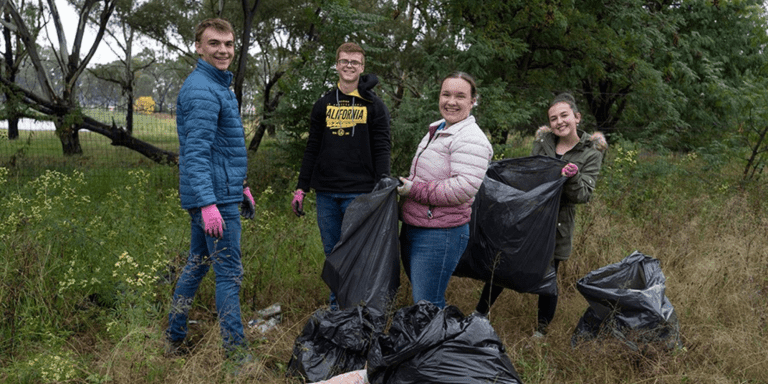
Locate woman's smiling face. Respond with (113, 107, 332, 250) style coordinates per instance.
(439, 77, 475, 126)
(548, 101, 581, 139)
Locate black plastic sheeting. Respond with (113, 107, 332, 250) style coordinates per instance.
(287, 306, 384, 382)
(321, 176, 401, 313)
(454, 156, 567, 295)
(367, 301, 522, 384)
(571, 251, 682, 350)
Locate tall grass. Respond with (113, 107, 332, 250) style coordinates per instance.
(0, 134, 766, 383)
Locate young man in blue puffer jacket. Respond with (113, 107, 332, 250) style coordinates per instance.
(165, 18, 256, 362)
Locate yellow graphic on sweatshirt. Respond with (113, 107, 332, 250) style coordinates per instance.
(327, 103, 367, 135)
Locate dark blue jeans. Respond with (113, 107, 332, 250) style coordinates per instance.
(315, 191, 362, 309)
(400, 222, 469, 308)
(167, 203, 246, 354)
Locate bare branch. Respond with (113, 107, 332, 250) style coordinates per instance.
(45, 0, 70, 64)
(4, 0, 56, 101)
(70, 0, 116, 93)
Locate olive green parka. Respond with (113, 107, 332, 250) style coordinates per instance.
(532, 130, 603, 260)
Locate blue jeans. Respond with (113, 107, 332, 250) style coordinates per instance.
(167, 203, 246, 354)
(315, 192, 362, 309)
(400, 222, 469, 308)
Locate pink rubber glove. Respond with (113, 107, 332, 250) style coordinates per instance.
(240, 187, 255, 220)
(561, 163, 579, 178)
(291, 189, 305, 217)
(201, 204, 225, 238)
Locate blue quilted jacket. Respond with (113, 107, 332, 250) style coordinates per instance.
(176, 59, 247, 210)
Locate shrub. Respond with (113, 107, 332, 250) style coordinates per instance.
(135, 96, 156, 115)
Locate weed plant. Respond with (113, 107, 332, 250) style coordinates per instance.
(0, 135, 766, 383)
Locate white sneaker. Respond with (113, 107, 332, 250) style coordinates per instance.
(532, 331, 545, 339)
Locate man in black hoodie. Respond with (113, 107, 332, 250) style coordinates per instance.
(292, 42, 391, 310)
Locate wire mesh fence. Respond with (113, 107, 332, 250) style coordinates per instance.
(0, 108, 259, 180)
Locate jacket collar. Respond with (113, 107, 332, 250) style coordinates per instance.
(196, 58, 234, 88)
(429, 115, 476, 136)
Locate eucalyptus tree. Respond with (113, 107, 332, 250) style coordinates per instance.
(0, 0, 179, 162)
(143, 56, 186, 113)
(77, 64, 121, 107)
(88, 48, 155, 134)
(88, 0, 157, 134)
(0, 0, 116, 154)
(0, 0, 33, 140)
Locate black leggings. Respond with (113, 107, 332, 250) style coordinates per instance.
(475, 260, 561, 328)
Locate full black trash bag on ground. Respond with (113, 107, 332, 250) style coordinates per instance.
(454, 156, 567, 295)
(571, 251, 681, 350)
(321, 176, 401, 313)
(287, 306, 385, 382)
(367, 301, 522, 384)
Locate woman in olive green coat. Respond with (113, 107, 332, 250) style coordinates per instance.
(474, 93, 605, 337)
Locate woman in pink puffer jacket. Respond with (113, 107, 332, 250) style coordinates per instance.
(397, 72, 493, 308)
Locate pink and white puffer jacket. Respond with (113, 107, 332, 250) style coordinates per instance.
(400, 115, 493, 228)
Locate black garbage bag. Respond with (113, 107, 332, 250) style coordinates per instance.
(454, 156, 567, 295)
(367, 301, 522, 384)
(321, 176, 401, 313)
(571, 251, 681, 350)
(287, 306, 385, 382)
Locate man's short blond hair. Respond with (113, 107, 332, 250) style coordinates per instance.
(195, 18, 234, 42)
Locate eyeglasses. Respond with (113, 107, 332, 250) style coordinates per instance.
(337, 59, 363, 68)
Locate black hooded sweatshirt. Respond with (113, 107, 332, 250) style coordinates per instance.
(297, 74, 391, 193)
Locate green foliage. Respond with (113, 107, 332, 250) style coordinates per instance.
(389, 90, 440, 176)
(0, 148, 331, 380)
(722, 76, 768, 181)
(598, 138, 725, 219)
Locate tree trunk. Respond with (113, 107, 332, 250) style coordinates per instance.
(6, 116, 19, 140)
(126, 93, 134, 135)
(248, 123, 267, 152)
(55, 120, 83, 155)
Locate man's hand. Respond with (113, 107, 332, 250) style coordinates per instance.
(201, 204, 226, 238)
(240, 187, 255, 220)
(397, 177, 413, 196)
(561, 163, 579, 178)
(291, 189, 306, 217)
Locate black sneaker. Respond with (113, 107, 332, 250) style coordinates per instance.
(470, 310, 488, 318)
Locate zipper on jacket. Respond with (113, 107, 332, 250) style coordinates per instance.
(413, 130, 441, 221)
(412, 131, 441, 179)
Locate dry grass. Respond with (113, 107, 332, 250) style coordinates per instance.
(94, 191, 768, 384)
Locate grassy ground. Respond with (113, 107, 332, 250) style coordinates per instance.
(0, 129, 766, 383)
